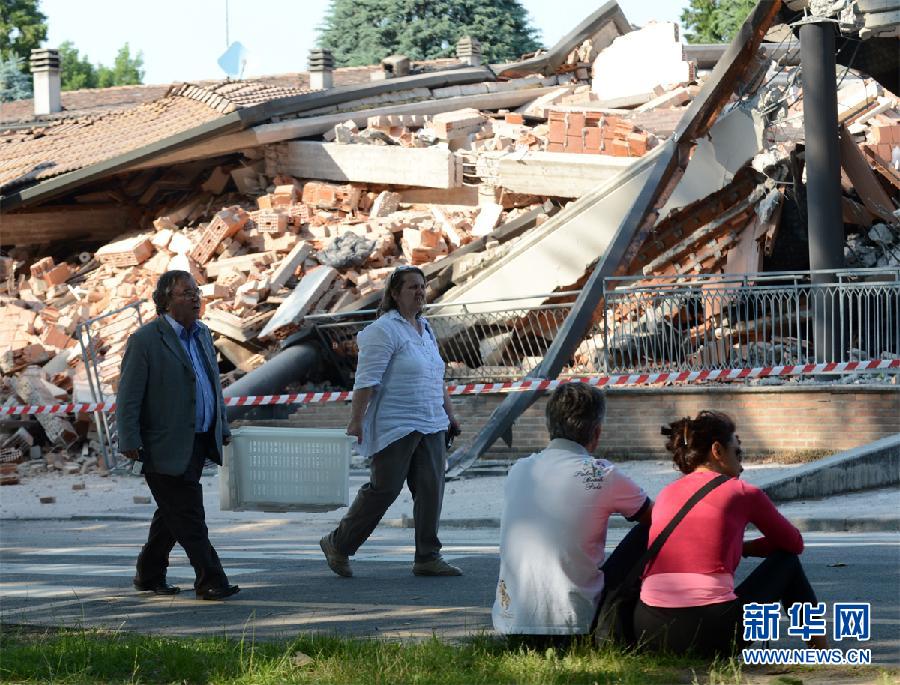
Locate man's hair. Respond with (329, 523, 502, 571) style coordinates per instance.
(545, 382, 606, 446)
(152, 270, 192, 316)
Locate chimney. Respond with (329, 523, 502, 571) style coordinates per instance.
(30, 48, 61, 116)
(308, 48, 334, 90)
(457, 36, 482, 67)
(380, 54, 410, 79)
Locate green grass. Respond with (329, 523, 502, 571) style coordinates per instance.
(0, 625, 893, 685)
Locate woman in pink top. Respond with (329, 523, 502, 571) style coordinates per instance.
(633, 410, 827, 656)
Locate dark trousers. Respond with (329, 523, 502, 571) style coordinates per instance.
(135, 431, 228, 592)
(330, 431, 445, 563)
(633, 551, 818, 656)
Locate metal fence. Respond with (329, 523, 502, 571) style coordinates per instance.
(311, 268, 900, 384)
(76, 300, 147, 470)
(593, 269, 900, 373)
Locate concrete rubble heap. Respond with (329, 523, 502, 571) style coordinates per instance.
(1, 3, 899, 477)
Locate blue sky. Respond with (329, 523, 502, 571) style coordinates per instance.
(40, 0, 689, 85)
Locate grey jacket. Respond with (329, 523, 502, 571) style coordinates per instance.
(116, 316, 230, 476)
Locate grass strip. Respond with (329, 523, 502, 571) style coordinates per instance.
(0, 625, 893, 685)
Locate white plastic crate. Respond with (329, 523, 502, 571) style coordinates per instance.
(220, 426, 351, 512)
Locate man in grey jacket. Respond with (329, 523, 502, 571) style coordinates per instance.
(117, 270, 239, 600)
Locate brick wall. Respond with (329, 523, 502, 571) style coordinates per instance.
(284, 386, 900, 461)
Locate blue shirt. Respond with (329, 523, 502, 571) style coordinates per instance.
(165, 315, 215, 433)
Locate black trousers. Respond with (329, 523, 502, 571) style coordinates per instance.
(633, 551, 818, 656)
(135, 432, 228, 592)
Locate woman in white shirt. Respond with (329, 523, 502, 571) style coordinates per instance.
(320, 266, 463, 578)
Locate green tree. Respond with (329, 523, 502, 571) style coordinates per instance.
(0, 0, 47, 71)
(96, 43, 144, 88)
(318, 0, 542, 67)
(681, 0, 756, 44)
(59, 40, 97, 90)
(60, 41, 144, 91)
(0, 54, 32, 101)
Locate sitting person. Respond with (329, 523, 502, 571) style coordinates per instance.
(492, 382, 652, 640)
(634, 410, 828, 656)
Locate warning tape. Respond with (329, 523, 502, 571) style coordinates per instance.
(2, 359, 897, 417)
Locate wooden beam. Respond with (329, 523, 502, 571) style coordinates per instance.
(266, 142, 460, 189)
(0, 205, 138, 247)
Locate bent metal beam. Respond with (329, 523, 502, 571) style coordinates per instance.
(446, 0, 784, 476)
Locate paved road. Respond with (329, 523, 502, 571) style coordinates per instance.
(1, 519, 897, 664)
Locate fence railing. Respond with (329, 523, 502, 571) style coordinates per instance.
(311, 269, 900, 384)
(76, 300, 147, 470)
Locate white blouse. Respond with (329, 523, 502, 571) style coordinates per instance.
(353, 310, 448, 457)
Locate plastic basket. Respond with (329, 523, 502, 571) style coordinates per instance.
(220, 426, 351, 512)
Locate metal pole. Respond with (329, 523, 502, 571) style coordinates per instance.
(799, 19, 844, 362)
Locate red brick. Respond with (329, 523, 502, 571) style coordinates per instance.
(42, 263, 72, 286)
(548, 119, 566, 144)
(583, 127, 601, 152)
(30, 257, 54, 278)
(566, 112, 585, 130)
(626, 132, 648, 156)
(610, 139, 630, 157)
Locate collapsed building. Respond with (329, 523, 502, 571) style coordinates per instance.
(0, 0, 898, 479)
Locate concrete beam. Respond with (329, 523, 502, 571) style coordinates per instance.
(475, 150, 635, 198)
(266, 141, 460, 189)
(763, 434, 900, 501)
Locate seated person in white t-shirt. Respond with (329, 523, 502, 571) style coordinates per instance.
(492, 382, 652, 640)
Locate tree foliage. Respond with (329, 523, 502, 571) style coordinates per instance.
(96, 43, 144, 88)
(680, 0, 756, 44)
(60, 40, 144, 91)
(0, 54, 32, 101)
(318, 0, 542, 67)
(0, 0, 47, 71)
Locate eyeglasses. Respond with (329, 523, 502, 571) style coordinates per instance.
(172, 287, 201, 299)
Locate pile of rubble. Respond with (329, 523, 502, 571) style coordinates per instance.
(1, 11, 899, 475)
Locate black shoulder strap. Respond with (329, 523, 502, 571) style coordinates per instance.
(615, 474, 730, 590)
(642, 473, 731, 568)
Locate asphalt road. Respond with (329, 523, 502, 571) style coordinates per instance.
(1, 519, 897, 664)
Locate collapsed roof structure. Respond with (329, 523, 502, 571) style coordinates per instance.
(0, 0, 898, 475)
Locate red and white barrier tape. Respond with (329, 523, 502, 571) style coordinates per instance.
(3, 359, 897, 416)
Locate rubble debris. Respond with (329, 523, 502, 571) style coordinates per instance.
(1, 1, 899, 480)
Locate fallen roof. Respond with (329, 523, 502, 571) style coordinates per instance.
(0, 65, 494, 211)
(0, 59, 465, 125)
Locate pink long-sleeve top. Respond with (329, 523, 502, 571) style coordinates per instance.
(640, 470, 804, 608)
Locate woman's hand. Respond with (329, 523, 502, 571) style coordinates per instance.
(347, 417, 364, 444)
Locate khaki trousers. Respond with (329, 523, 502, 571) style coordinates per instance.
(330, 430, 446, 563)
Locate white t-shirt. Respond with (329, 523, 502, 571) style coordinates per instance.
(492, 438, 649, 635)
(353, 310, 448, 457)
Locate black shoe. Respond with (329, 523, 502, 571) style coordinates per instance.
(196, 584, 240, 601)
(133, 578, 181, 595)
